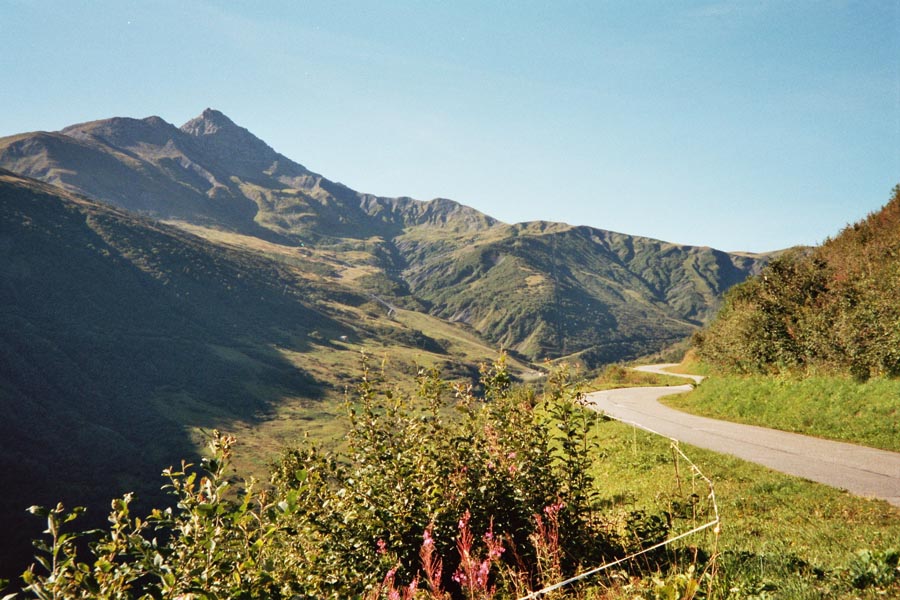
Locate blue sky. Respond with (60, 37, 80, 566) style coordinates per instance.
(2, 0, 897, 252)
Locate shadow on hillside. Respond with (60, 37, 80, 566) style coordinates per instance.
(0, 181, 350, 585)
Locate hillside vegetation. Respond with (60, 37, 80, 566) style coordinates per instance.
(0, 170, 520, 581)
(695, 185, 900, 379)
(5, 360, 677, 599)
(671, 187, 900, 452)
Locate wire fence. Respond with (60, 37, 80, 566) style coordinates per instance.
(517, 422, 721, 600)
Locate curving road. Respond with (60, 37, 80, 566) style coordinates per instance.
(584, 364, 900, 508)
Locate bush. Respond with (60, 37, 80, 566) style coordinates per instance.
(269, 356, 643, 597)
(695, 184, 900, 379)
(11, 356, 669, 599)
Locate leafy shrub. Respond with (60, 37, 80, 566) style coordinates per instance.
(10, 356, 669, 599)
(16, 431, 292, 599)
(696, 185, 900, 379)
(269, 356, 644, 596)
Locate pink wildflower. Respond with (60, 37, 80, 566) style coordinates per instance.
(453, 512, 504, 599)
(420, 523, 444, 596)
(543, 501, 565, 517)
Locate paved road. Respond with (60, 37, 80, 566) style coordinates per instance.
(584, 364, 900, 508)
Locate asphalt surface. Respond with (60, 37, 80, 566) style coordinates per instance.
(584, 364, 900, 508)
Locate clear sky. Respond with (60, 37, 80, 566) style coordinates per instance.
(2, 1, 898, 252)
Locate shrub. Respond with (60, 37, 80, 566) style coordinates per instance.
(696, 185, 900, 379)
(12, 355, 669, 598)
(270, 355, 640, 596)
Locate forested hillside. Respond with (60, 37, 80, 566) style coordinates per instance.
(695, 185, 900, 379)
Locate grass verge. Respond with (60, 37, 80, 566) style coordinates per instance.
(588, 364, 691, 390)
(592, 417, 900, 598)
(664, 375, 900, 452)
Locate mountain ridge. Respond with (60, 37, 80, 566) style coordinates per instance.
(0, 109, 772, 249)
(0, 109, 772, 364)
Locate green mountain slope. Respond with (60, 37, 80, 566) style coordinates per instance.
(0, 169, 516, 580)
(695, 185, 900, 378)
(397, 222, 763, 363)
(0, 109, 770, 365)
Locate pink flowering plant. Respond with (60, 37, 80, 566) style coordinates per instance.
(451, 511, 505, 599)
(270, 354, 650, 597)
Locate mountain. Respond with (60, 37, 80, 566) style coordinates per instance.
(695, 185, 900, 379)
(0, 110, 306, 239)
(0, 109, 773, 580)
(0, 168, 516, 581)
(0, 109, 770, 366)
(395, 221, 762, 363)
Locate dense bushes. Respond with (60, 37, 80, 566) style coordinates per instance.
(7, 356, 669, 599)
(695, 185, 900, 379)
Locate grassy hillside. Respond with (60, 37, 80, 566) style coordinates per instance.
(695, 185, 900, 379)
(0, 170, 522, 581)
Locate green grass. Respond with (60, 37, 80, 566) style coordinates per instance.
(591, 418, 900, 598)
(664, 375, 900, 452)
(661, 354, 715, 377)
(587, 364, 691, 390)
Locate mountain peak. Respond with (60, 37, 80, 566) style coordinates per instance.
(179, 108, 279, 169)
(202, 107, 228, 119)
(180, 108, 241, 137)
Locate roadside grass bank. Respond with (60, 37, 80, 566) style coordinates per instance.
(593, 418, 900, 598)
(589, 363, 690, 390)
(663, 375, 900, 452)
